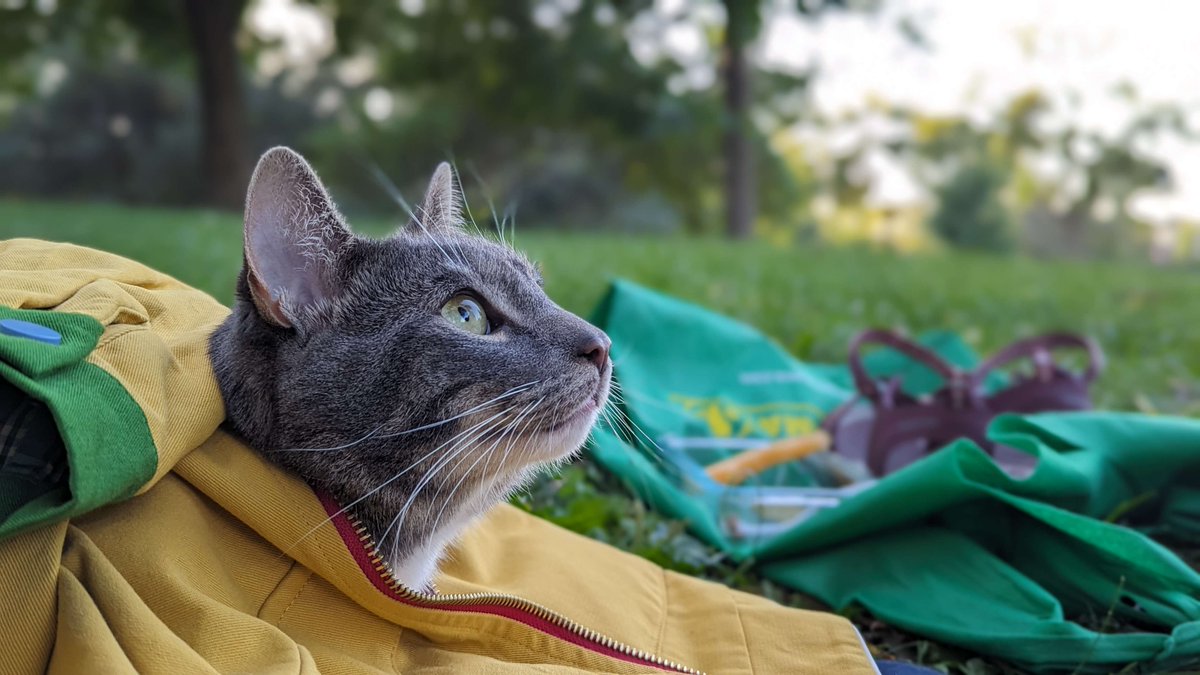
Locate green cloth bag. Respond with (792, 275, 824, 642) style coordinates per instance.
(588, 280, 1200, 673)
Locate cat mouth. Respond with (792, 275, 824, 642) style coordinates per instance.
(538, 378, 609, 436)
(539, 396, 600, 435)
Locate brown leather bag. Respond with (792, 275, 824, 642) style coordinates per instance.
(823, 329, 1105, 478)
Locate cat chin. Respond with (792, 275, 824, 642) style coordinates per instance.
(525, 389, 609, 464)
(511, 406, 599, 466)
(386, 416, 598, 589)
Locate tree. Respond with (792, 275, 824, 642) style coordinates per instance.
(928, 162, 1013, 252)
(183, 0, 251, 209)
(1054, 109, 1180, 250)
(325, 0, 736, 232)
(720, 1, 756, 239)
(715, 0, 860, 239)
(0, 1, 253, 208)
(0, 0, 845, 231)
(891, 90, 1188, 257)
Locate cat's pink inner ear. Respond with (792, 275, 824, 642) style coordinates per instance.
(412, 162, 465, 234)
(242, 146, 351, 327)
(246, 268, 293, 328)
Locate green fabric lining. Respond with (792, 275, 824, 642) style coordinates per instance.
(0, 306, 157, 540)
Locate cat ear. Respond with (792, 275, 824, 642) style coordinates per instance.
(409, 162, 465, 234)
(243, 146, 352, 329)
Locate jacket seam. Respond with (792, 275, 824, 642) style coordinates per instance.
(389, 628, 402, 673)
(731, 593, 753, 675)
(276, 569, 316, 626)
(256, 560, 300, 619)
(94, 323, 147, 351)
(654, 568, 668, 655)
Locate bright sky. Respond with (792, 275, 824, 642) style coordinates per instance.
(757, 0, 1200, 221)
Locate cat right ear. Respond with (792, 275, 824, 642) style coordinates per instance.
(407, 162, 465, 235)
(242, 146, 353, 329)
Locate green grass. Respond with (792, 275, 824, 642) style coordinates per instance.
(5, 197, 1200, 673)
(8, 198, 1199, 414)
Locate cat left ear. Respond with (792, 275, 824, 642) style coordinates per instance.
(243, 147, 353, 329)
(408, 162, 465, 235)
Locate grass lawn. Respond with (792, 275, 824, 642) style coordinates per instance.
(4, 197, 1200, 673)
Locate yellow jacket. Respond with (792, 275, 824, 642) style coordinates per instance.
(0, 239, 876, 674)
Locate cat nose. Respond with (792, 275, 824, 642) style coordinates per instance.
(575, 331, 611, 371)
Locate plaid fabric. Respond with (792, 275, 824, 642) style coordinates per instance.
(0, 390, 66, 488)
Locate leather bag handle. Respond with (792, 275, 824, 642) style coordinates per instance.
(847, 329, 960, 402)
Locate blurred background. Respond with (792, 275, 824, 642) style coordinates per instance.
(4, 0, 1200, 410)
(4, 0, 1200, 257)
(5, 3, 1200, 669)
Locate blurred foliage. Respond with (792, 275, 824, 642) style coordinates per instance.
(891, 91, 1192, 258)
(720, 0, 870, 48)
(929, 162, 1013, 252)
(0, 2, 188, 86)
(0, 0, 834, 234)
(0, 61, 199, 203)
(1, 1, 1197, 258)
(316, 0, 720, 231)
(313, 0, 848, 234)
(0, 57, 324, 204)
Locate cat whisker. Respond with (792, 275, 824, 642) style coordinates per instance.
(374, 414, 503, 561)
(603, 381, 671, 468)
(594, 401, 620, 441)
(428, 398, 542, 537)
(422, 401, 528, 527)
(473, 396, 541, 505)
(504, 396, 546, 474)
(604, 405, 654, 462)
(281, 406, 511, 555)
(504, 405, 562, 505)
(588, 392, 661, 509)
(276, 381, 539, 453)
(378, 408, 511, 553)
(444, 156, 483, 238)
(607, 395, 660, 457)
(415, 202, 468, 267)
(465, 161, 507, 247)
(599, 391, 638, 442)
(502, 201, 519, 249)
(497, 396, 552, 499)
(370, 381, 541, 441)
(534, 398, 576, 468)
(365, 161, 459, 267)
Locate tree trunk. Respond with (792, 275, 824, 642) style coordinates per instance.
(1061, 174, 1099, 255)
(184, 0, 249, 210)
(722, 5, 755, 240)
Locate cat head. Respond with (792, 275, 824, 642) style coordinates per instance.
(210, 147, 611, 586)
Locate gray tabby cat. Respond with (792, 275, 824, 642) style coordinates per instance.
(209, 147, 611, 589)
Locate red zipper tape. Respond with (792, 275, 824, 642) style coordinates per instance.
(318, 492, 678, 672)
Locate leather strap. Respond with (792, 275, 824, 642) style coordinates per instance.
(847, 329, 959, 402)
(970, 332, 1104, 388)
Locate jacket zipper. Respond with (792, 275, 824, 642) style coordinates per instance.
(321, 494, 703, 675)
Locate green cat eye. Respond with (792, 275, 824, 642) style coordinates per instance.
(441, 295, 490, 335)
